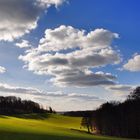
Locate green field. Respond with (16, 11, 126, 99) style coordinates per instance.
(0, 114, 137, 140)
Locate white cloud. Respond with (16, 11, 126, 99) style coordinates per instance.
(36, 0, 66, 8)
(0, 66, 6, 73)
(38, 25, 119, 52)
(0, 83, 42, 95)
(106, 84, 135, 92)
(0, 0, 65, 41)
(67, 93, 103, 101)
(19, 25, 121, 87)
(51, 70, 117, 87)
(15, 40, 32, 48)
(123, 54, 140, 71)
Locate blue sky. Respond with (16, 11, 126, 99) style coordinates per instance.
(0, 0, 139, 111)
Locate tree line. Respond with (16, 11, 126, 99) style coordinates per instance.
(81, 87, 140, 139)
(0, 96, 53, 115)
(64, 110, 93, 117)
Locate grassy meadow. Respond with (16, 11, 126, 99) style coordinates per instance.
(0, 113, 137, 140)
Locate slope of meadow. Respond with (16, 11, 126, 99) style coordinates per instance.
(0, 114, 137, 140)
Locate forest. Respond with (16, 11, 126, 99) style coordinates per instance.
(0, 96, 49, 114)
(81, 87, 140, 139)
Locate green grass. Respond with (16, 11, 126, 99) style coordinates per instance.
(0, 113, 137, 140)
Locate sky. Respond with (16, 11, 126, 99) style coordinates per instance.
(0, 0, 140, 111)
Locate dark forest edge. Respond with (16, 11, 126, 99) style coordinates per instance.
(0, 96, 55, 115)
(64, 87, 140, 139)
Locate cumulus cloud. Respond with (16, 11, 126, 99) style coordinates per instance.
(38, 25, 119, 52)
(0, 66, 6, 73)
(123, 54, 140, 72)
(0, 0, 65, 41)
(15, 40, 32, 48)
(19, 25, 121, 87)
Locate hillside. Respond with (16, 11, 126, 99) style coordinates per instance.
(0, 114, 137, 140)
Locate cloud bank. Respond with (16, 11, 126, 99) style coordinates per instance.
(0, 82, 105, 111)
(0, 83, 102, 101)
